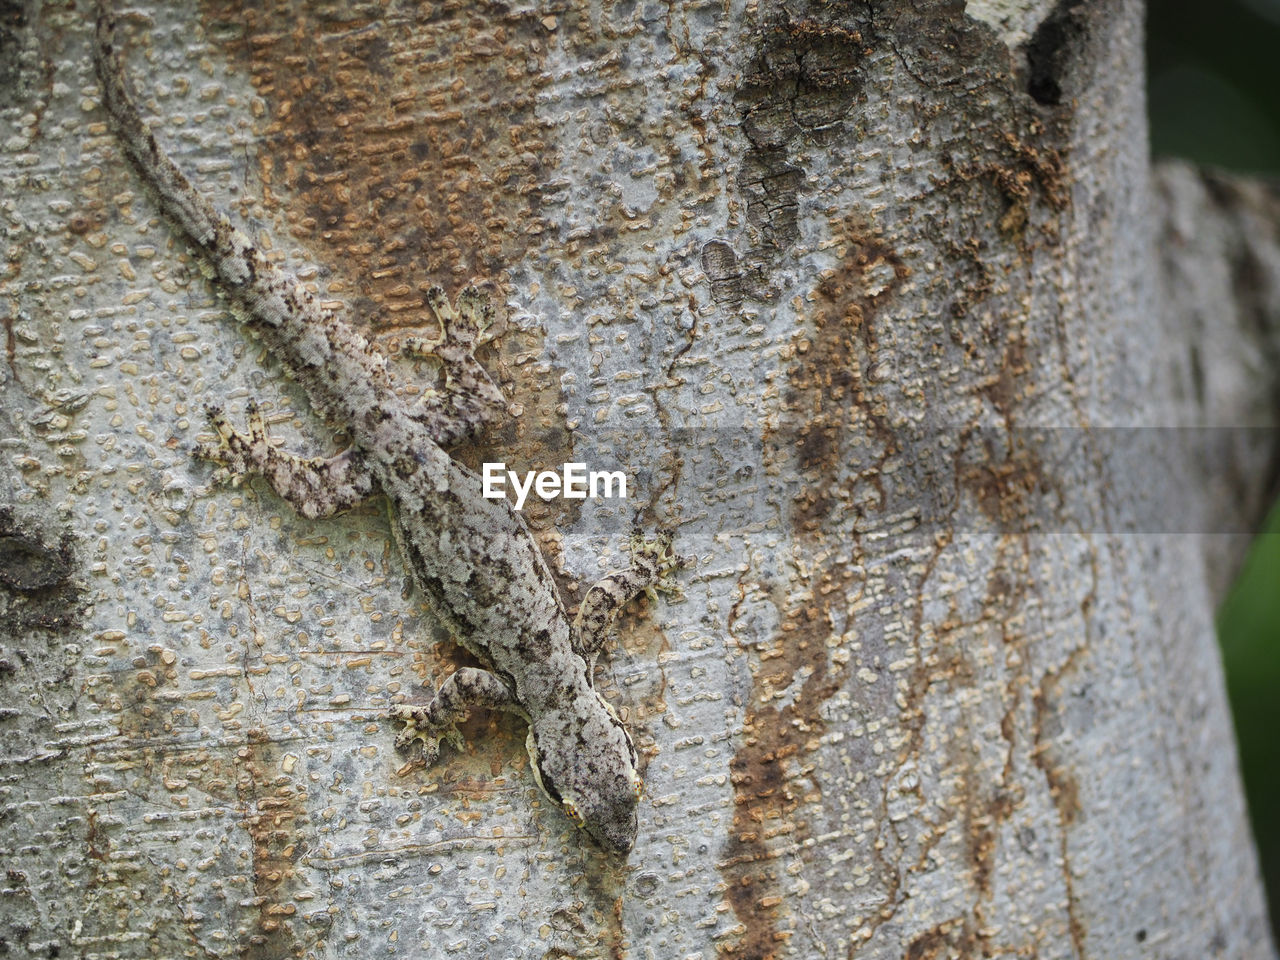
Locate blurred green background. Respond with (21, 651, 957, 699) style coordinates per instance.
(1148, 0, 1280, 933)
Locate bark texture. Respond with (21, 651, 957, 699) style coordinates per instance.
(0, 1, 1276, 958)
(1153, 161, 1280, 603)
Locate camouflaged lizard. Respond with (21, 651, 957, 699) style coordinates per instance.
(93, 1, 688, 854)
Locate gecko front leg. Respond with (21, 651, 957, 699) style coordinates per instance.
(197, 401, 377, 519)
(401, 285, 506, 446)
(573, 531, 692, 670)
(392, 667, 521, 770)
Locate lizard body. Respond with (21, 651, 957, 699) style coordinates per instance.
(92, 2, 687, 854)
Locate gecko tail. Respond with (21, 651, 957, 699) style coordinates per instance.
(92, 1, 224, 252)
(92, 0, 400, 427)
(92, 0, 292, 320)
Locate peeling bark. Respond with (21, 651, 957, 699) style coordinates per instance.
(0, 1, 1276, 958)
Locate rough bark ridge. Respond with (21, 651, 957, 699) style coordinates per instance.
(0, 0, 1275, 958)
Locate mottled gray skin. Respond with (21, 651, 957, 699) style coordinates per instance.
(93, 1, 686, 855)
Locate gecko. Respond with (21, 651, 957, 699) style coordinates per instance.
(91, 1, 689, 855)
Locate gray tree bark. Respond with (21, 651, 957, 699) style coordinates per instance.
(1, 1, 1276, 958)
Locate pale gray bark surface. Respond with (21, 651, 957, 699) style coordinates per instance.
(1, 1, 1275, 958)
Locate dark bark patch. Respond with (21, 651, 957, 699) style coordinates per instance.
(700, 239, 744, 307)
(1025, 0, 1089, 106)
(730, 11, 870, 304)
(734, 14, 867, 149)
(0, 518, 74, 593)
(0, 0, 27, 103)
(0, 508, 84, 636)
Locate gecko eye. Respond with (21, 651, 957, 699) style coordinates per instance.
(563, 799, 584, 827)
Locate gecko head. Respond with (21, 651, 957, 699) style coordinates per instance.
(526, 698, 642, 855)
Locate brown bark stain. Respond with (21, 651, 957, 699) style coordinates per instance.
(879, 5, 1080, 937)
(791, 227, 908, 529)
(938, 130, 1070, 329)
(196, 0, 566, 479)
(2, 306, 14, 378)
(903, 916, 979, 960)
(1031, 661, 1081, 825)
(852, 4, 1079, 946)
(901, 537, 1086, 957)
(719, 221, 903, 959)
(85, 808, 108, 864)
(958, 336, 1046, 533)
(948, 129, 1069, 240)
(890, 344, 1064, 949)
(554, 872, 630, 960)
(1032, 644, 1088, 957)
(720, 574, 846, 960)
(949, 541, 1037, 951)
(200, 0, 553, 304)
(235, 728, 309, 960)
(943, 265, 1090, 955)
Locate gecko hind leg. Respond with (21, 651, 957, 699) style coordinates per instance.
(572, 530, 693, 665)
(392, 667, 519, 770)
(401, 285, 506, 446)
(197, 401, 377, 519)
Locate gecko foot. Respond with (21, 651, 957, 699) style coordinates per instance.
(631, 529, 694, 603)
(431, 283, 495, 349)
(572, 528, 694, 661)
(194, 401, 270, 486)
(194, 402, 376, 518)
(399, 285, 506, 446)
(391, 704, 466, 769)
(401, 284, 497, 359)
(389, 668, 515, 774)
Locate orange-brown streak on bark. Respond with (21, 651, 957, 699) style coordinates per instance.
(790, 228, 908, 531)
(720, 222, 903, 959)
(902, 916, 979, 960)
(1032, 645, 1089, 958)
(236, 728, 308, 960)
(197, 1, 565, 481)
(721, 583, 846, 960)
(201, 0, 553, 312)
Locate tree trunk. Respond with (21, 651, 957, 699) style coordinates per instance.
(1, 1, 1275, 957)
